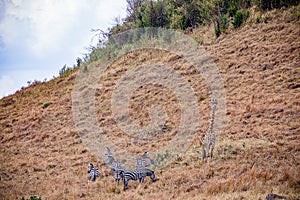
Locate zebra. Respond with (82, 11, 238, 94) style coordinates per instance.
(104, 147, 127, 183)
(104, 147, 156, 188)
(104, 147, 115, 165)
(123, 168, 156, 190)
(136, 152, 157, 169)
(88, 163, 100, 181)
(110, 161, 126, 184)
(201, 99, 218, 161)
(266, 193, 287, 200)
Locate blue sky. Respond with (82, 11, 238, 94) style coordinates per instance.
(0, 0, 127, 98)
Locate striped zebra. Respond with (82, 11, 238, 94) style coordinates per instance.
(104, 147, 127, 183)
(110, 161, 126, 184)
(88, 163, 100, 181)
(123, 168, 156, 190)
(104, 147, 115, 165)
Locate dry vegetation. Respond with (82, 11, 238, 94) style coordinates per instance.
(1, 6, 300, 200)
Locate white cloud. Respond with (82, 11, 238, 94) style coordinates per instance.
(1, 0, 127, 58)
(0, 0, 128, 98)
(0, 75, 15, 97)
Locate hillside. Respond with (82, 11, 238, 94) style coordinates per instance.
(1, 6, 300, 200)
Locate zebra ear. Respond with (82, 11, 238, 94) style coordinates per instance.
(105, 147, 113, 156)
(211, 99, 218, 105)
(142, 152, 150, 158)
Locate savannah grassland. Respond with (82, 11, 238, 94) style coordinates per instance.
(0, 5, 300, 200)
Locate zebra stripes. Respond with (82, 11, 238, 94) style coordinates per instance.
(110, 161, 126, 184)
(104, 147, 127, 183)
(123, 168, 156, 190)
(104, 147, 157, 190)
(104, 147, 115, 165)
(266, 193, 287, 200)
(88, 163, 100, 181)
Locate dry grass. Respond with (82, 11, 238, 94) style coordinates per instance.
(1, 5, 300, 200)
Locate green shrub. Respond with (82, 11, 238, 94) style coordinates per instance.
(296, 11, 300, 20)
(59, 65, 74, 78)
(30, 196, 41, 200)
(263, 14, 269, 23)
(233, 10, 244, 28)
(256, 14, 262, 23)
(215, 23, 221, 38)
(228, 5, 237, 17)
(82, 65, 88, 73)
(246, 9, 251, 19)
(21, 196, 42, 200)
(220, 14, 229, 31)
(42, 102, 50, 109)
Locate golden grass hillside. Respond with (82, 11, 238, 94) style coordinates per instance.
(0, 6, 299, 200)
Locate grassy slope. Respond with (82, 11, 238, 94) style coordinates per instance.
(0, 6, 299, 200)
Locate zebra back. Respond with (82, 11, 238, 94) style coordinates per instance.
(89, 168, 100, 181)
(123, 168, 156, 190)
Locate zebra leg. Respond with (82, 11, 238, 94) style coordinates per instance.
(151, 172, 156, 182)
(123, 178, 128, 191)
(140, 177, 145, 183)
(208, 144, 214, 158)
(210, 146, 214, 158)
(202, 145, 206, 161)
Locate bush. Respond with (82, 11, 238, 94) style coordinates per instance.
(42, 102, 50, 109)
(59, 64, 74, 78)
(233, 10, 244, 28)
(228, 5, 237, 17)
(82, 65, 88, 73)
(295, 11, 300, 20)
(30, 196, 41, 200)
(256, 14, 262, 23)
(214, 13, 229, 38)
(21, 196, 42, 200)
(244, 9, 250, 20)
(263, 14, 269, 23)
(215, 23, 221, 38)
(220, 14, 229, 31)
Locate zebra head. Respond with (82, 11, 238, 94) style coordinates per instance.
(88, 163, 93, 173)
(105, 155, 115, 165)
(150, 171, 156, 182)
(142, 152, 150, 158)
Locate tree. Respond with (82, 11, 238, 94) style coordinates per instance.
(126, 0, 145, 23)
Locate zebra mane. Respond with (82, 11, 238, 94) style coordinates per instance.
(104, 147, 117, 165)
(105, 147, 114, 157)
